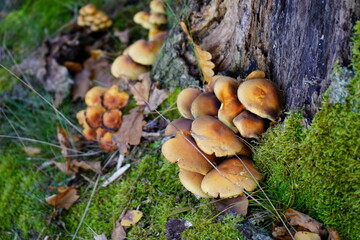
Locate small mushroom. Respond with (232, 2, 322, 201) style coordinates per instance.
(179, 169, 211, 198)
(233, 110, 266, 139)
(102, 85, 130, 109)
(102, 109, 123, 132)
(82, 128, 96, 141)
(162, 119, 216, 175)
(96, 128, 108, 141)
(245, 70, 265, 80)
(149, 30, 167, 45)
(176, 88, 202, 119)
(128, 40, 161, 66)
(85, 106, 106, 129)
(237, 78, 282, 121)
(213, 76, 244, 131)
(149, 13, 166, 25)
(191, 116, 251, 157)
(294, 231, 321, 240)
(150, 0, 165, 14)
(111, 55, 148, 80)
(99, 132, 117, 152)
(201, 157, 262, 198)
(133, 11, 157, 29)
(79, 4, 97, 15)
(164, 118, 193, 136)
(76, 110, 90, 128)
(85, 86, 107, 107)
(190, 92, 221, 119)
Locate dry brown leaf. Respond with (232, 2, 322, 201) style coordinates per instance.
(53, 160, 102, 175)
(285, 209, 325, 235)
(120, 210, 143, 227)
(45, 186, 79, 210)
(215, 195, 249, 216)
(113, 106, 145, 155)
(112, 221, 127, 240)
(57, 126, 72, 170)
(72, 68, 91, 101)
(130, 72, 151, 106)
(327, 227, 340, 240)
(145, 87, 169, 114)
(272, 226, 293, 240)
(114, 28, 130, 45)
(180, 21, 215, 83)
(23, 146, 41, 156)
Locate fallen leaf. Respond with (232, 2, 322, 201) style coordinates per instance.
(54, 160, 102, 175)
(179, 21, 215, 83)
(112, 221, 127, 240)
(72, 68, 91, 101)
(144, 86, 169, 114)
(272, 226, 293, 240)
(45, 186, 80, 210)
(285, 209, 325, 235)
(23, 146, 41, 156)
(114, 28, 130, 45)
(113, 106, 145, 155)
(130, 72, 151, 106)
(94, 234, 107, 240)
(215, 195, 249, 216)
(57, 126, 72, 170)
(120, 210, 143, 227)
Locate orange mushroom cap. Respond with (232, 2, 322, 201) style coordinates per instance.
(233, 110, 266, 139)
(76, 110, 90, 128)
(245, 70, 266, 80)
(102, 85, 130, 109)
(85, 86, 107, 107)
(102, 109, 123, 132)
(191, 116, 251, 157)
(190, 92, 221, 119)
(176, 88, 202, 119)
(149, 13, 167, 25)
(201, 157, 262, 198)
(111, 55, 148, 81)
(237, 78, 282, 121)
(79, 4, 97, 16)
(150, 0, 165, 14)
(83, 128, 97, 141)
(85, 106, 106, 129)
(164, 118, 193, 136)
(128, 40, 161, 66)
(179, 169, 211, 198)
(99, 132, 117, 152)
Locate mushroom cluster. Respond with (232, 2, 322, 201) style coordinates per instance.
(77, 85, 129, 152)
(162, 71, 283, 199)
(77, 4, 113, 31)
(110, 0, 167, 81)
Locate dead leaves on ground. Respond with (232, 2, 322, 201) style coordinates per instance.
(215, 195, 248, 216)
(45, 186, 80, 217)
(112, 210, 143, 240)
(272, 208, 340, 240)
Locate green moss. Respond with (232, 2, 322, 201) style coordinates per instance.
(254, 65, 360, 239)
(63, 141, 244, 239)
(152, 88, 182, 120)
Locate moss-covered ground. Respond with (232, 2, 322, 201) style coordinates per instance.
(0, 1, 359, 239)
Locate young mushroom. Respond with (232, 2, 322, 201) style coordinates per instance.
(133, 11, 157, 29)
(179, 169, 211, 198)
(101, 109, 123, 132)
(82, 128, 97, 141)
(191, 116, 251, 157)
(102, 85, 130, 109)
(85, 106, 106, 129)
(190, 92, 221, 119)
(233, 110, 267, 139)
(201, 157, 262, 198)
(99, 132, 117, 152)
(237, 78, 282, 121)
(176, 88, 202, 119)
(128, 40, 161, 66)
(85, 86, 107, 107)
(150, 0, 165, 14)
(213, 76, 244, 131)
(245, 70, 266, 80)
(111, 55, 148, 81)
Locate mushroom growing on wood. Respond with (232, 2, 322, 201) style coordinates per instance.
(128, 40, 161, 66)
(213, 76, 244, 131)
(111, 55, 148, 80)
(190, 92, 221, 118)
(161, 118, 216, 175)
(133, 11, 157, 29)
(233, 110, 266, 139)
(191, 116, 251, 157)
(245, 70, 266, 80)
(237, 78, 282, 121)
(176, 88, 202, 119)
(201, 157, 262, 198)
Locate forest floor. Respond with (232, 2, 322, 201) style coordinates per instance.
(0, 1, 359, 240)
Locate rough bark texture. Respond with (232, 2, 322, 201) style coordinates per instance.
(153, 0, 360, 119)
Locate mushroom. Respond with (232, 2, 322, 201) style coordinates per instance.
(82, 128, 96, 141)
(201, 157, 262, 198)
(149, 13, 167, 25)
(85, 86, 107, 107)
(79, 4, 97, 16)
(76, 110, 90, 128)
(237, 78, 282, 121)
(164, 118, 193, 136)
(245, 70, 265, 80)
(85, 106, 106, 129)
(128, 40, 161, 66)
(191, 116, 251, 157)
(176, 88, 202, 119)
(150, 0, 165, 14)
(161, 119, 216, 175)
(149, 31, 167, 44)
(294, 231, 321, 240)
(96, 128, 108, 141)
(179, 169, 211, 198)
(133, 11, 157, 29)
(99, 132, 117, 152)
(111, 55, 148, 80)
(190, 92, 221, 119)
(102, 109, 123, 132)
(233, 110, 266, 139)
(102, 85, 130, 109)
(213, 76, 244, 131)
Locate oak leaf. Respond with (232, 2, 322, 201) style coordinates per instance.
(45, 186, 79, 210)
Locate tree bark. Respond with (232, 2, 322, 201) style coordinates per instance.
(153, 0, 360, 119)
